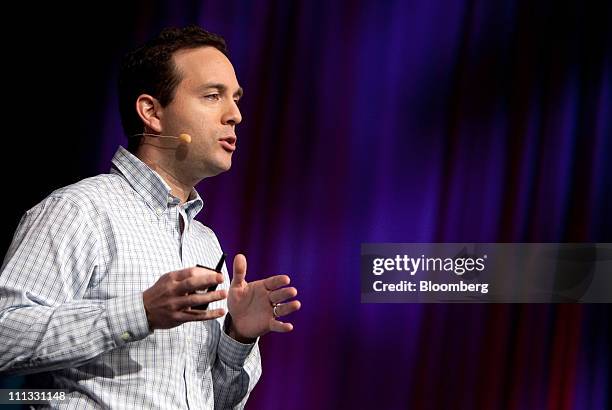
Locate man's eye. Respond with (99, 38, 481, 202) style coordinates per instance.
(234, 99, 241, 106)
(205, 94, 220, 101)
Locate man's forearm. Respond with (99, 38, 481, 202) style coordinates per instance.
(0, 292, 150, 375)
(210, 316, 262, 409)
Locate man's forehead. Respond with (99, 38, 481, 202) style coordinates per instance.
(173, 46, 239, 89)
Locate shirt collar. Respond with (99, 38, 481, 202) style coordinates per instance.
(110, 146, 204, 219)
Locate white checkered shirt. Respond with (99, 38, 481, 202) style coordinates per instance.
(0, 146, 261, 409)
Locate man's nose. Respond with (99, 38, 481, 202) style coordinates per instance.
(222, 100, 242, 126)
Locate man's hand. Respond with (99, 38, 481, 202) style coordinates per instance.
(227, 254, 301, 342)
(143, 267, 227, 330)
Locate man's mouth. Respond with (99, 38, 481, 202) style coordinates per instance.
(218, 136, 236, 152)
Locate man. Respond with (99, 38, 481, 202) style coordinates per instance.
(0, 26, 300, 409)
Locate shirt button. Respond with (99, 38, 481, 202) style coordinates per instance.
(120, 331, 132, 341)
(156, 207, 164, 215)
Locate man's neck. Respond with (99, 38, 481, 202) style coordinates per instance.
(137, 151, 193, 204)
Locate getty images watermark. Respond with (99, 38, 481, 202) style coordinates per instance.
(361, 243, 612, 303)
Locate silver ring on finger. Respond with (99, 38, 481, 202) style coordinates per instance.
(272, 303, 282, 319)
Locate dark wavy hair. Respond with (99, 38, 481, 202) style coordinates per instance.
(118, 25, 228, 153)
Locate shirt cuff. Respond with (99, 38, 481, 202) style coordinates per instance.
(219, 322, 257, 367)
(105, 293, 152, 346)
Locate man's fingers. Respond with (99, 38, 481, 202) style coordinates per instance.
(175, 308, 225, 323)
(269, 318, 294, 333)
(170, 267, 198, 281)
(175, 290, 227, 309)
(231, 254, 247, 288)
(269, 287, 298, 304)
(263, 274, 290, 291)
(273, 300, 301, 317)
(175, 271, 223, 295)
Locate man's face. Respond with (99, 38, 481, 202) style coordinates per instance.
(159, 46, 243, 179)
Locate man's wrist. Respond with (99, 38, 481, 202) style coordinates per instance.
(142, 292, 154, 331)
(224, 314, 257, 344)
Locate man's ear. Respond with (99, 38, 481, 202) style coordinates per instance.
(136, 94, 162, 133)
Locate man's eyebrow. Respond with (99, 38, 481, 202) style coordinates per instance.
(198, 83, 244, 98)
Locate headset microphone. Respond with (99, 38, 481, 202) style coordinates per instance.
(132, 132, 192, 144)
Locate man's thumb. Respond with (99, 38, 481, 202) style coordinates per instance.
(231, 253, 247, 286)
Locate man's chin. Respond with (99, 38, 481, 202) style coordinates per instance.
(208, 160, 232, 176)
